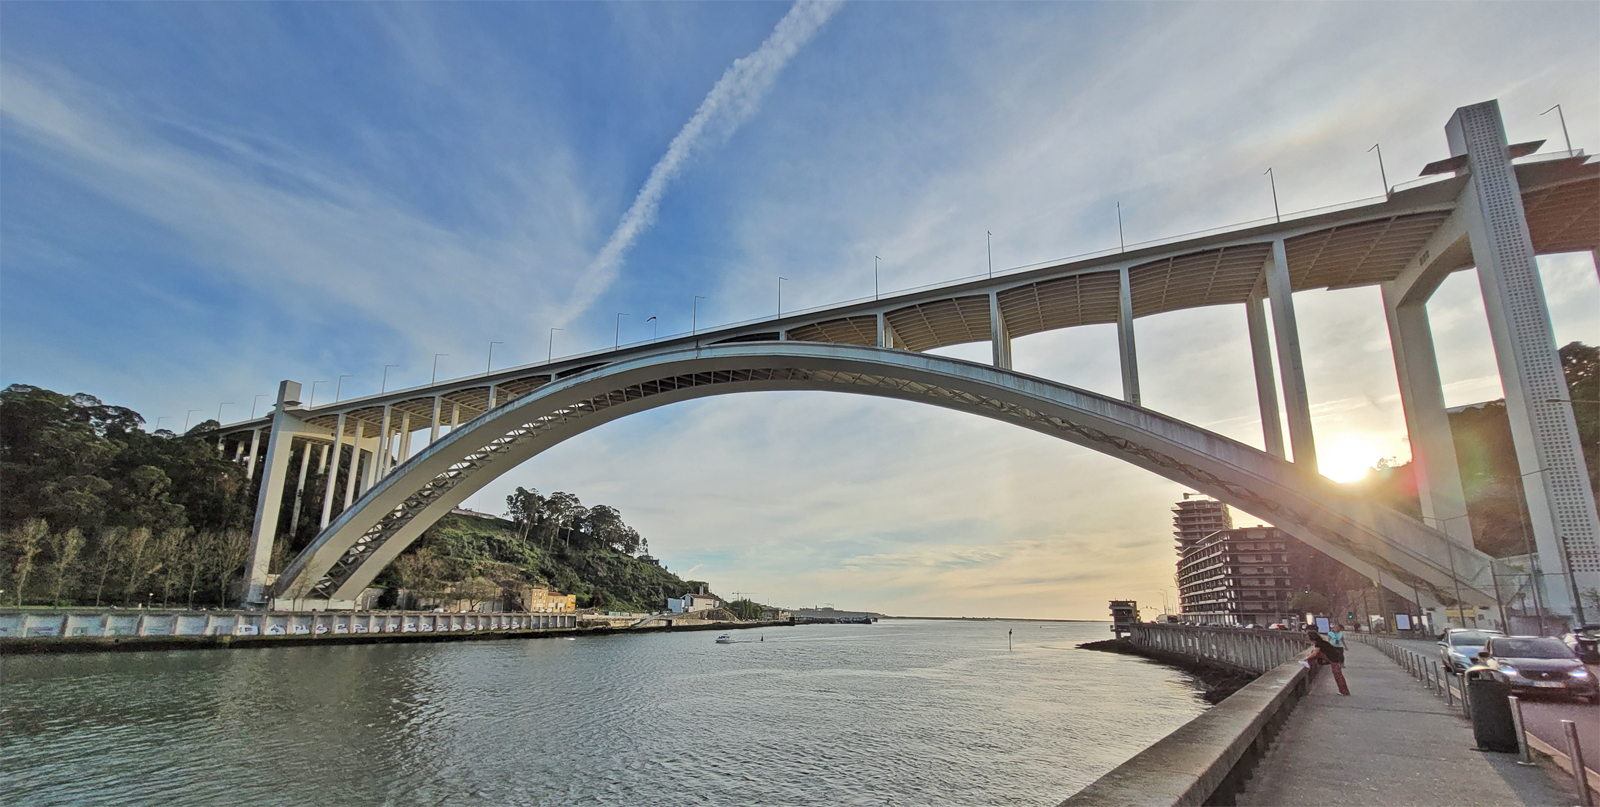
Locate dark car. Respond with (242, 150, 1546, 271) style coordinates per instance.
(1437, 628, 1502, 673)
(1561, 625, 1600, 665)
(1472, 636, 1598, 704)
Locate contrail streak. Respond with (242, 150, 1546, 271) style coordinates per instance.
(558, 0, 844, 324)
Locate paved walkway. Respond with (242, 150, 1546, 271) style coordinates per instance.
(1238, 642, 1579, 806)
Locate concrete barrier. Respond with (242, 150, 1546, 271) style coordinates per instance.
(0, 608, 578, 653)
(1060, 658, 1312, 806)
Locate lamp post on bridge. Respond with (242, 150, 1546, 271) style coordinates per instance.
(777, 277, 787, 318)
(1367, 144, 1389, 198)
(250, 394, 268, 419)
(1542, 104, 1573, 155)
(1117, 203, 1125, 252)
(615, 313, 628, 349)
(986, 231, 993, 278)
(874, 256, 881, 300)
(692, 296, 705, 336)
(432, 354, 449, 385)
(647, 316, 658, 342)
(336, 374, 352, 402)
(1264, 167, 1281, 223)
(548, 328, 562, 365)
(309, 381, 327, 407)
(184, 409, 202, 432)
(486, 342, 503, 375)
(217, 402, 234, 426)
(156, 416, 172, 433)
(380, 365, 399, 393)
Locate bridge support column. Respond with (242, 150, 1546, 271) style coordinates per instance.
(1382, 287, 1472, 549)
(1117, 266, 1140, 406)
(343, 422, 363, 508)
(244, 381, 303, 605)
(398, 412, 413, 465)
(1450, 100, 1599, 619)
(487, 385, 497, 409)
(245, 428, 262, 480)
(1246, 290, 1286, 458)
(320, 413, 347, 528)
(1265, 238, 1317, 471)
(288, 438, 313, 540)
(988, 292, 1012, 370)
(430, 395, 442, 444)
(376, 405, 393, 478)
(876, 312, 898, 349)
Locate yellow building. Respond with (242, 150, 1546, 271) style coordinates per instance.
(517, 586, 577, 613)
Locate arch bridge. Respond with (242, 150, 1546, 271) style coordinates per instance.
(217, 100, 1598, 620)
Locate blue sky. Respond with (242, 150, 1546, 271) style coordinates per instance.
(3, 2, 1597, 617)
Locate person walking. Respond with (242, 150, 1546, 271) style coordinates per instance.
(1306, 629, 1350, 695)
(1327, 624, 1345, 650)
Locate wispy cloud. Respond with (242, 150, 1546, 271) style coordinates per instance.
(558, 0, 844, 323)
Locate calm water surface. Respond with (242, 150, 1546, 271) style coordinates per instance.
(2, 620, 1207, 806)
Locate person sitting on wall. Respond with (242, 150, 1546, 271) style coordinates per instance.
(1303, 629, 1350, 696)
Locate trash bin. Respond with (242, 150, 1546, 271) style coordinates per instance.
(1465, 669, 1518, 752)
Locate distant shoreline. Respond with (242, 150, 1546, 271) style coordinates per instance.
(886, 616, 1107, 623)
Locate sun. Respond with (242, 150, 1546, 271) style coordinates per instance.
(1319, 437, 1382, 483)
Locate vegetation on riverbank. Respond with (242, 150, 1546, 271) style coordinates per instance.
(0, 384, 695, 610)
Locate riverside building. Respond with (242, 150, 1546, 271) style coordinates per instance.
(1172, 494, 1232, 557)
(1176, 526, 1298, 626)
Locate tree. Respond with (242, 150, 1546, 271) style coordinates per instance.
(47, 527, 85, 606)
(211, 531, 249, 606)
(1288, 590, 1332, 616)
(6, 519, 47, 605)
(119, 527, 154, 606)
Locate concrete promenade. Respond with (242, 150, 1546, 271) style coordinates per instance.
(1239, 642, 1577, 806)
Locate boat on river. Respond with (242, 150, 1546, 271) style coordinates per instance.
(715, 634, 735, 644)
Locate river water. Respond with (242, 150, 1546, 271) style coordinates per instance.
(2, 619, 1207, 806)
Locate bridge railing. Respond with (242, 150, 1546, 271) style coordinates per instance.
(1127, 623, 1309, 674)
(0, 608, 578, 641)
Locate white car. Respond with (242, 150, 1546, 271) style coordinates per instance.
(1437, 628, 1502, 673)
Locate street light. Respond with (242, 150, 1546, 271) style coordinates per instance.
(217, 402, 234, 424)
(646, 316, 658, 342)
(1367, 143, 1389, 198)
(1541, 104, 1573, 156)
(615, 313, 629, 349)
(156, 416, 173, 432)
(692, 296, 705, 335)
(777, 277, 787, 317)
(986, 231, 993, 278)
(1264, 167, 1281, 223)
(548, 328, 563, 364)
(1116, 204, 1125, 252)
(486, 342, 503, 375)
(309, 381, 327, 407)
(1421, 513, 1473, 629)
(874, 256, 881, 300)
(432, 354, 449, 385)
(184, 409, 202, 431)
(380, 365, 399, 393)
(250, 394, 268, 419)
(1477, 468, 1550, 635)
(336, 374, 353, 402)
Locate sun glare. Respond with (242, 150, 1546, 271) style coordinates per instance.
(1319, 438, 1382, 483)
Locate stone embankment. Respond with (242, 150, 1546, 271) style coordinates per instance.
(0, 608, 790, 655)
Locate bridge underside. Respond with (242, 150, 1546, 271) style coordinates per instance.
(270, 343, 1500, 611)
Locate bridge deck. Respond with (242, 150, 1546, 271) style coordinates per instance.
(1238, 642, 1576, 806)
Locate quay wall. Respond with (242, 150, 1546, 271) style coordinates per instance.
(1064, 623, 1314, 806)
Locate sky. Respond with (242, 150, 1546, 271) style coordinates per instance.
(2, 2, 1597, 619)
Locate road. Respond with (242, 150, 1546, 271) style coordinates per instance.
(1391, 636, 1598, 773)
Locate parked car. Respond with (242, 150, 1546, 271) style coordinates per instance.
(1470, 636, 1598, 704)
(1560, 625, 1600, 665)
(1437, 628, 1503, 673)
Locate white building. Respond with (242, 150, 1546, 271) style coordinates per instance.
(666, 592, 723, 614)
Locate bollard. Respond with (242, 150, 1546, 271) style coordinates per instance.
(1564, 720, 1595, 807)
(1444, 670, 1455, 706)
(1508, 696, 1535, 766)
(1432, 661, 1443, 695)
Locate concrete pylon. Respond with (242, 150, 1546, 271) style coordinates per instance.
(1450, 100, 1600, 620)
(1117, 266, 1140, 406)
(1264, 239, 1317, 471)
(243, 380, 303, 605)
(1382, 287, 1473, 549)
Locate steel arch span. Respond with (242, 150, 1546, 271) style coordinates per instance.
(271, 342, 1497, 607)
